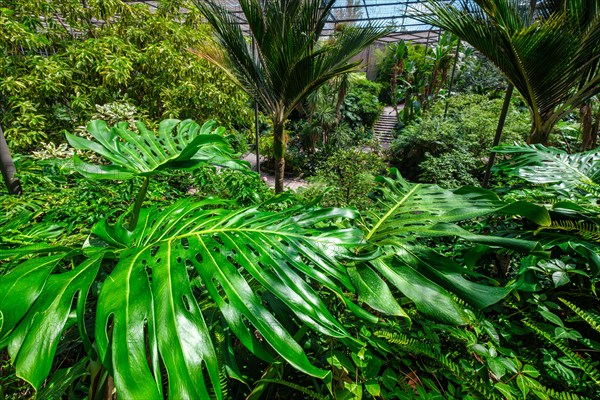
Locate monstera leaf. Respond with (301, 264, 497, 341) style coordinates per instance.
(65, 118, 248, 180)
(352, 169, 549, 324)
(0, 199, 369, 399)
(364, 168, 550, 245)
(494, 144, 600, 196)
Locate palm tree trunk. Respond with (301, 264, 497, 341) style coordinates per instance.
(0, 124, 23, 195)
(580, 101, 594, 150)
(527, 113, 554, 145)
(273, 120, 286, 194)
(335, 75, 348, 122)
(483, 84, 513, 188)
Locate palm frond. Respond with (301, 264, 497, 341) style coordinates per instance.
(417, 0, 600, 140)
(192, 0, 388, 123)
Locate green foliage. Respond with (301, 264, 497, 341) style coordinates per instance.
(419, 149, 481, 187)
(1, 112, 561, 398)
(493, 144, 600, 286)
(354, 168, 548, 325)
(454, 51, 507, 96)
(191, 166, 273, 206)
(0, 199, 368, 398)
(1, 117, 368, 398)
(341, 77, 383, 130)
(419, 0, 600, 144)
(494, 144, 600, 200)
(192, 0, 388, 192)
(0, 0, 252, 152)
(389, 93, 530, 186)
(302, 147, 386, 208)
(66, 119, 247, 180)
(375, 40, 429, 105)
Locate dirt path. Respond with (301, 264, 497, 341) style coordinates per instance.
(242, 152, 307, 191)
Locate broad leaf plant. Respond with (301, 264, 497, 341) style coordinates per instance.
(0, 120, 551, 398)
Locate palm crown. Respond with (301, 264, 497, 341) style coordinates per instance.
(191, 0, 388, 192)
(418, 0, 600, 144)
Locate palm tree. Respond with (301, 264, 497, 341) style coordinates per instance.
(418, 0, 600, 144)
(191, 0, 388, 192)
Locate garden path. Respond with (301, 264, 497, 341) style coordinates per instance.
(241, 152, 307, 191)
(241, 105, 404, 190)
(373, 105, 401, 149)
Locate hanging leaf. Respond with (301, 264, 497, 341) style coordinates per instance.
(2, 255, 102, 390)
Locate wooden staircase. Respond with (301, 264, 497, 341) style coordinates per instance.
(373, 106, 398, 148)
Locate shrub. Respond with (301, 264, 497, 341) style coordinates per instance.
(1, 2, 252, 152)
(341, 75, 383, 130)
(302, 147, 386, 208)
(389, 93, 530, 186)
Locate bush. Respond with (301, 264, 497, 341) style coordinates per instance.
(300, 147, 386, 208)
(341, 76, 383, 130)
(1, 3, 252, 152)
(389, 93, 530, 186)
(454, 52, 508, 96)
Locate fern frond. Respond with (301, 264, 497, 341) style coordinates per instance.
(559, 298, 600, 334)
(543, 220, 600, 242)
(374, 331, 502, 399)
(208, 325, 229, 400)
(255, 379, 324, 399)
(523, 320, 600, 386)
(577, 183, 600, 199)
(530, 383, 592, 400)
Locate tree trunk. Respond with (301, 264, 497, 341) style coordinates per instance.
(335, 74, 348, 122)
(0, 125, 23, 195)
(272, 120, 286, 194)
(527, 114, 553, 145)
(580, 101, 594, 151)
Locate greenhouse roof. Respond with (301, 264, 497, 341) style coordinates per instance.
(131, 0, 445, 46)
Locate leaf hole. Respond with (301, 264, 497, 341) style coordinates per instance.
(181, 238, 190, 249)
(245, 243, 260, 257)
(150, 246, 159, 257)
(195, 253, 204, 264)
(211, 278, 228, 303)
(212, 235, 224, 246)
(182, 295, 192, 312)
